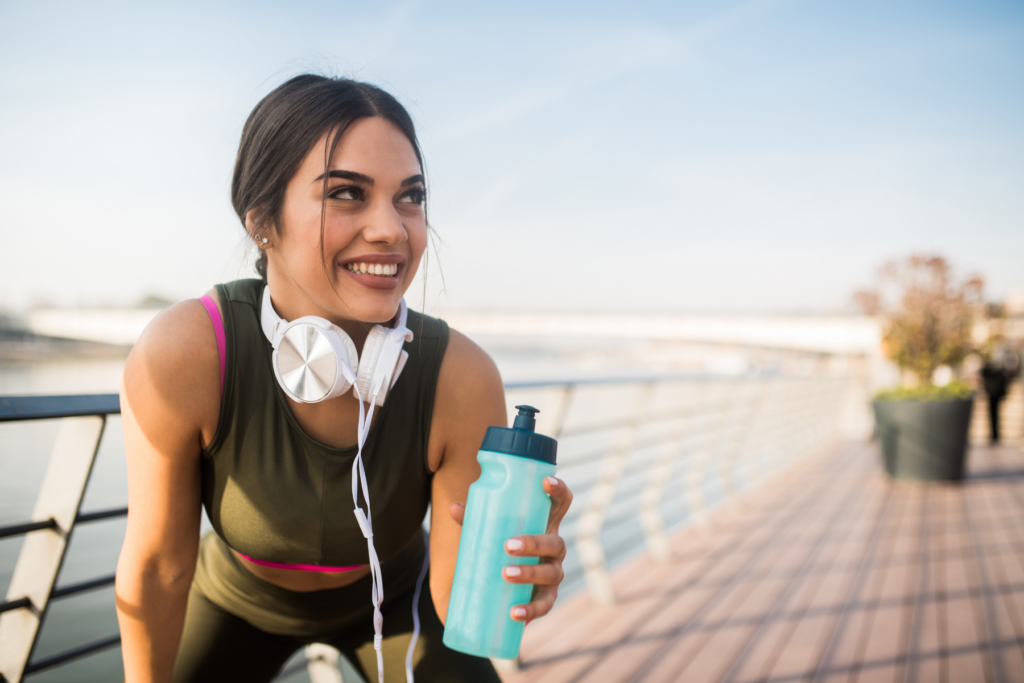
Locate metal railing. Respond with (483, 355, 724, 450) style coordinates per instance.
(502, 372, 858, 606)
(0, 395, 124, 683)
(0, 366, 863, 682)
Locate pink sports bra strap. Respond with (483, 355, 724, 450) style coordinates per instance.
(199, 295, 226, 393)
(237, 552, 364, 573)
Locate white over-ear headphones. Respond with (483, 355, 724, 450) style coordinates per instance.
(260, 286, 413, 406)
(261, 286, 424, 682)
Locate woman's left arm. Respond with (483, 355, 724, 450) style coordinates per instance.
(428, 329, 573, 625)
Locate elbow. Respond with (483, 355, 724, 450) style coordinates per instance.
(116, 548, 197, 599)
(115, 557, 196, 627)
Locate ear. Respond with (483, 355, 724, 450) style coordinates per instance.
(246, 208, 273, 248)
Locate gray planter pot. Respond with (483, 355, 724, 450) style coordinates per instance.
(872, 398, 973, 481)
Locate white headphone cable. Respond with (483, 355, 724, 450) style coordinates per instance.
(406, 543, 430, 682)
(348, 368, 384, 682)
(350, 369, 426, 683)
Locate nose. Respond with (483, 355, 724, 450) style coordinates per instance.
(361, 200, 407, 245)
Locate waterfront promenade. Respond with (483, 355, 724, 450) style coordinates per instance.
(504, 440, 1024, 683)
(3, 372, 1022, 681)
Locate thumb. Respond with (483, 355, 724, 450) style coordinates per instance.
(449, 502, 466, 527)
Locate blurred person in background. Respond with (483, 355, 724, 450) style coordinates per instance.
(981, 338, 1021, 444)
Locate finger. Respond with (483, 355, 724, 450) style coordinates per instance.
(510, 585, 558, 622)
(506, 533, 566, 561)
(448, 502, 465, 526)
(542, 477, 573, 533)
(503, 562, 565, 586)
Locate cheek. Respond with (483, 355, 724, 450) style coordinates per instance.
(407, 223, 429, 275)
(410, 222, 428, 258)
(278, 202, 325, 256)
(320, 213, 362, 251)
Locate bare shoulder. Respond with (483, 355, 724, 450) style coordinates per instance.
(428, 328, 507, 471)
(440, 328, 501, 385)
(121, 291, 222, 449)
(436, 328, 504, 415)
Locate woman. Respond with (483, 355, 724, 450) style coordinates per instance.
(115, 75, 572, 683)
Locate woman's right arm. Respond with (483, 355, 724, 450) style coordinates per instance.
(115, 297, 222, 683)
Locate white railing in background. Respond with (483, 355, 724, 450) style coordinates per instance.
(0, 361, 866, 682)
(503, 372, 861, 607)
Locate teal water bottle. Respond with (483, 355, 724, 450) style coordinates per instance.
(443, 405, 558, 659)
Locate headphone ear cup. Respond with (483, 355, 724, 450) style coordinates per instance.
(272, 321, 359, 403)
(356, 325, 388, 402)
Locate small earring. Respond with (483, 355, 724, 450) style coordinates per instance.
(257, 235, 268, 246)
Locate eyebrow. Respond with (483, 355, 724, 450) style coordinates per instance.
(313, 170, 425, 187)
(313, 170, 373, 185)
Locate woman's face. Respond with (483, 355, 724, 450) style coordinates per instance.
(264, 116, 427, 328)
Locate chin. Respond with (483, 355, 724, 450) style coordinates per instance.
(340, 292, 404, 325)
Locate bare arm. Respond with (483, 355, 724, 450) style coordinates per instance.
(427, 329, 507, 624)
(427, 329, 573, 625)
(116, 296, 221, 683)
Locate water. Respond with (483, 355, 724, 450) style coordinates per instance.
(0, 338, 767, 681)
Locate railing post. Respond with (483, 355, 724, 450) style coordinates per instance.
(548, 384, 575, 439)
(639, 427, 685, 564)
(574, 383, 653, 605)
(638, 382, 700, 563)
(734, 378, 767, 486)
(763, 379, 801, 472)
(725, 377, 774, 498)
(0, 415, 106, 683)
(684, 381, 731, 531)
(718, 378, 766, 499)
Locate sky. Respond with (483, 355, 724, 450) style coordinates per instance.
(1, 0, 1022, 315)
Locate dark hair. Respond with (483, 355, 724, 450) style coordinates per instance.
(231, 75, 426, 280)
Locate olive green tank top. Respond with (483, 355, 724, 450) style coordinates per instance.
(201, 279, 449, 567)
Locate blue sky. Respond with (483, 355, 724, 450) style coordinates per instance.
(1, 0, 1021, 313)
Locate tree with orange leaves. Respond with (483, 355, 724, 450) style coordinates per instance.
(855, 255, 984, 387)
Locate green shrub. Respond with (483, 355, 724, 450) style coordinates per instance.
(873, 380, 974, 402)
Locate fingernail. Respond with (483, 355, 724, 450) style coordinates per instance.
(505, 566, 521, 577)
(506, 539, 523, 551)
(547, 477, 560, 486)
(513, 607, 527, 619)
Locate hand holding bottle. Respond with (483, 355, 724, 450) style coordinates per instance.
(448, 474, 573, 622)
(444, 406, 574, 658)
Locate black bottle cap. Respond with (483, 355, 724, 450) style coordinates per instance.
(480, 405, 557, 465)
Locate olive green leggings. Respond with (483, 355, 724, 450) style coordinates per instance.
(173, 578, 499, 683)
(172, 532, 499, 683)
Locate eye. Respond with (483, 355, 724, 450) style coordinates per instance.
(329, 185, 364, 201)
(398, 187, 425, 205)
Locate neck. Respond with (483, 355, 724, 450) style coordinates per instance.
(262, 277, 399, 353)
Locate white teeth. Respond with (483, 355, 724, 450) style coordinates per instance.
(345, 262, 398, 277)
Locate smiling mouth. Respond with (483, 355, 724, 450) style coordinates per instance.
(345, 262, 399, 277)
